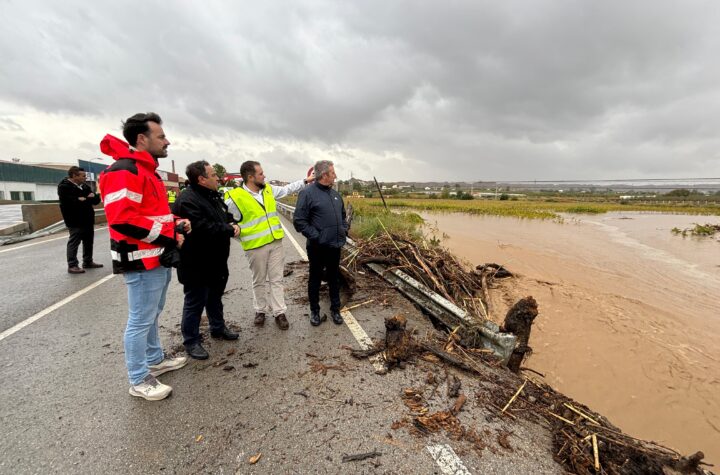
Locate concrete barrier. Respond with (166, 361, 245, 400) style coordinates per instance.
(18, 203, 106, 232)
(0, 221, 29, 236)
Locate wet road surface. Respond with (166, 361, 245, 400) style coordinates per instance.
(0, 216, 561, 474)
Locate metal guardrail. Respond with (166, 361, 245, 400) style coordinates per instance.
(276, 202, 517, 363)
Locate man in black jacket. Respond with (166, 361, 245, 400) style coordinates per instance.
(172, 161, 240, 359)
(57, 166, 103, 274)
(293, 160, 349, 326)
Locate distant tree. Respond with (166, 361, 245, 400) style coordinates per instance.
(213, 163, 227, 184)
(665, 189, 691, 197)
(499, 193, 510, 200)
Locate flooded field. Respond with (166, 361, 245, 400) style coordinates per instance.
(419, 211, 720, 464)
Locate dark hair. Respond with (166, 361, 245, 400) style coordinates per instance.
(186, 160, 210, 186)
(68, 166, 85, 177)
(122, 112, 162, 146)
(240, 160, 260, 182)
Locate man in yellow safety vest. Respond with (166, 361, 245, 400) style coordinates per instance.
(167, 189, 177, 203)
(225, 161, 313, 330)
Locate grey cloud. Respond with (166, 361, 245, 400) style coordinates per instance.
(0, 118, 24, 132)
(0, 0, 719, 180)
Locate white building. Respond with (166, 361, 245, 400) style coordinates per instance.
(0, 161, 70, 201)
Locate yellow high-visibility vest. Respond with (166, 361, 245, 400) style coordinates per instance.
(227, 185, 284, 250)
(167, 190, 177, 203)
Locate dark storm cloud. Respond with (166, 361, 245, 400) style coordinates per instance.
(0, 0, 718, 180)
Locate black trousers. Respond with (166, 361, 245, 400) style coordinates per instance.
(67, 226, 94, 268)
(307, 243, 341, 313)
(181, 277, 228, 346)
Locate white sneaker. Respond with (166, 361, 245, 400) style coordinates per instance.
(148, 355, 188, 377)
(129, 374, 172, 401)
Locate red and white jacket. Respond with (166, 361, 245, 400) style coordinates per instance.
(99, 134, 177, 273)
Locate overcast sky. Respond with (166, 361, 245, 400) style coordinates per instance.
(1, 1, 719, 182)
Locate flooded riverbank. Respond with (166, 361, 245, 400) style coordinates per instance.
(419, 211, 720, 464)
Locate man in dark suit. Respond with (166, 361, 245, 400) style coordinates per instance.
(293, 160, 349, 326)
(57, 166, 103, 274)
(172, 161, 240, 359)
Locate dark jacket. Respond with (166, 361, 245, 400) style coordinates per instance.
(172, 184, 236, 286)
(293, 182, 348, 248)
(57, 178, 100, 228)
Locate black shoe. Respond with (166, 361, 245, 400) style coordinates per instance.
(331, 310, 344, 325)
(83, 262, 104, 269)
(310, 310, 326, 327)
(211, 327, 239, 340)
(185, 343, 209, 360)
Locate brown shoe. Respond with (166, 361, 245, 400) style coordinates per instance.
(254, 312, 266, 326)
(68, 266, 85, 274)
(275, 313, 289, 330)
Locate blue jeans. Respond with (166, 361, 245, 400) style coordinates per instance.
(123, 266, 172, 385)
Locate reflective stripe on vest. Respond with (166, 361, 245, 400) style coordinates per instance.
(110, 247, 164, 262)
(227, 185, 285, 251)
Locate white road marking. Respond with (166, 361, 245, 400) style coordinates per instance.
(0, 273, 116, 342)
(0, 226, 108, 255)
(340, 308, 387, 373)
(281, 221, 385, 373)
(280, 222, 308, 261)
(427, 444, 472, 475)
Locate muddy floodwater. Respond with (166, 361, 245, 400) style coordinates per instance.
(419, 211, 720, 464)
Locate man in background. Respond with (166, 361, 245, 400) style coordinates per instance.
(57, 166, 103, 274)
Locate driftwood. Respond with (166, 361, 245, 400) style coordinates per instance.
(501, 297, 539, 373)
(341, 451, 382, 463)
(476, 263, 513, 278)
(338, 265, 356, 294)
(347, 234, 495, 324)
(357, 256, 399, 267)
(419, 343, 485, 376)
(384, 314, 411, 368)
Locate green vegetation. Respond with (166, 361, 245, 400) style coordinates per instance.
(350, 206, 424, 240)
(278, 195, 425, 240)
(671, 223, 720, 237)
(347, 197, 720, 220)
(562, 205, 606, 214)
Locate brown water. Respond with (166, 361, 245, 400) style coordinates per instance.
(421, 211, 720, 464)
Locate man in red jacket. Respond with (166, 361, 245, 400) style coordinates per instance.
(99, 112, 191, 401)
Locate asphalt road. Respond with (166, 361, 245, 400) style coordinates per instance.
(0, 216, 561, 474)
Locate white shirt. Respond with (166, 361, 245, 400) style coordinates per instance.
(225, 179, 307, 222)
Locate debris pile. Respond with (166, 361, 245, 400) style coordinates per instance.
(344, 233, 513, 321)
(354, 314, 713, 474)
